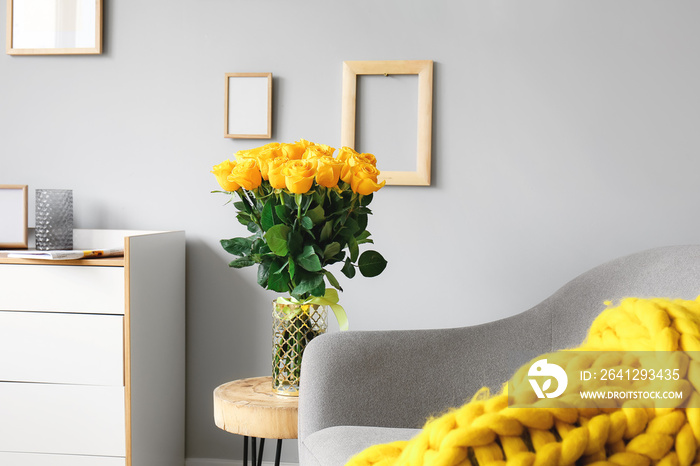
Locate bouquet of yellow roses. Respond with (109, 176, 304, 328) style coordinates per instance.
(211, 139, 387, 303)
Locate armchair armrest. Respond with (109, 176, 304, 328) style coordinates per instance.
(298, 308, 552, 443)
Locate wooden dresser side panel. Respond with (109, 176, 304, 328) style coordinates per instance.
(126, 231, 186, 466)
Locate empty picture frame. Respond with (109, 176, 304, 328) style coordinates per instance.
(0, 185, 28, 248)
(225, 73, 272, 139)
(342, 60, 433, 186)
(6, 0, 103, 55)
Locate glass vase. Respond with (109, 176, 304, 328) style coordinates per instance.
(272, 300, 328, 396)
(35, 189, 73, 251)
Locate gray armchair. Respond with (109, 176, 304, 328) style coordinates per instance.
(298, 245, 700, 465)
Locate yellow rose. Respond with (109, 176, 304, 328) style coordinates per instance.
(337, 147, 375, 183)
(235, 143, 280, 161)
(256, 146, 282, 180)
(316, 144, 336, 157)
(302, 146, 334, 161)
(211, 159, 240, 192)
(299, 140, 336, 157)
(284, 159, 316, 194)
(268, 157, 289, 189)
(340, 161, 353, 184)
(336, 146, 359, 163)
(351, 152, 377, 167)
(228, 158, 262, 190)
(297, 139, 314, 149)
(315, 157, 345, 188)
(280, 142, 306, 160)
(350, 163, 386, 195)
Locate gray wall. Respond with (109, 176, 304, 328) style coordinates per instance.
(3, 1, 700, 463)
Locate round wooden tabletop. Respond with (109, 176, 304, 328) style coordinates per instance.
(213, 376, 299, 439)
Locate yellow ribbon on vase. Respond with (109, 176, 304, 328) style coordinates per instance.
(275, 288, 348, 331)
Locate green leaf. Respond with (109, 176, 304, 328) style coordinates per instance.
(251, 238, 265, 254)
(301, 194, 313, 211)
(291, 272, 325, 299)
(307, 205, 325, 224)
(281, 191, 295, 207)
(265, 224, 291, 256)
(313, 190, 325, 206)
(297, 245, 322, 272)
(324, 270, 343, 291)
(348, 236, 359, 262)
(236, 213, 251, 226)
(357, 213, 368, 233)
(320, 221, 333, 242)
(360, 193, 373, 206)
(323, 242, 341, 260)
(233, 201, 247, 211)
(341, 258, 356, 279)
(274, 204, 290, 224)
(337, 217, 359, 240)
(247, 222, 261, 235)
(228, 257, 255, 268)
(287, 230, 304, 256)
(268, 260, 291, 293)
(358, 250, 387, 278)
(220, 237, 253, 256)
(332, 250, 346, 263)
(356, 230, 373, 245)
(356, 230, 371, 241)
(257, 260, 271, 286)
(300, 216, 313, 230)
(288, 258, 296, 279)
(261, 200, 275, 231)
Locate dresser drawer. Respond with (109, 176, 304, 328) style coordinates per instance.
(0, 452, 125, 466)
(0, 383, 126, 457)
(0, 311, 123, 385)
(0, 264, 124, 315)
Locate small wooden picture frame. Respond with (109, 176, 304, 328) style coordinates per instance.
(225, 73, 272, 139)
(6, 0, 103, 56)
(342, 60, 433, 186)
(0, 185, 28, 248)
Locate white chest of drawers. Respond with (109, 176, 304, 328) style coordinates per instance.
(0, 229, 185, 466)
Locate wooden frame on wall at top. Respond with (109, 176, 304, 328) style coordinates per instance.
(341, 60, 433, 186)
(0, 185, 28, 249)
(6, 0, 103, 55)
(225, 73, 272, 139)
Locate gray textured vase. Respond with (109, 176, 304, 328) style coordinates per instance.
(35, 189, 73, 251)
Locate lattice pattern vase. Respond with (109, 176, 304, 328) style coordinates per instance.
(272, 300, 328, 396)
(35, 189, 73, 251)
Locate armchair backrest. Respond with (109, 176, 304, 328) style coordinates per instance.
(298, 245, 700, 441)
(543, 244, 700, 351)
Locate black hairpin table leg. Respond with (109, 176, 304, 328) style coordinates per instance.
(242, 436, 281, 466)
(274, 438, 283, 466)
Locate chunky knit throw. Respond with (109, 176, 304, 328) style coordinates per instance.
(346, 297, 700, 466)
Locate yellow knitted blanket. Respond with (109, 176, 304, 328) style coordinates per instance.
(346, 297, 700, 466)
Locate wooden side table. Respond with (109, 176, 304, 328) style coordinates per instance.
(214, 376, 298, 466)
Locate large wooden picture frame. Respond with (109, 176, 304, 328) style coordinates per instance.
(341, 60, 433, 186)
(6, 0, 103, 55)
(0, 185, 28, 248)
(225, 73, 272, 139)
